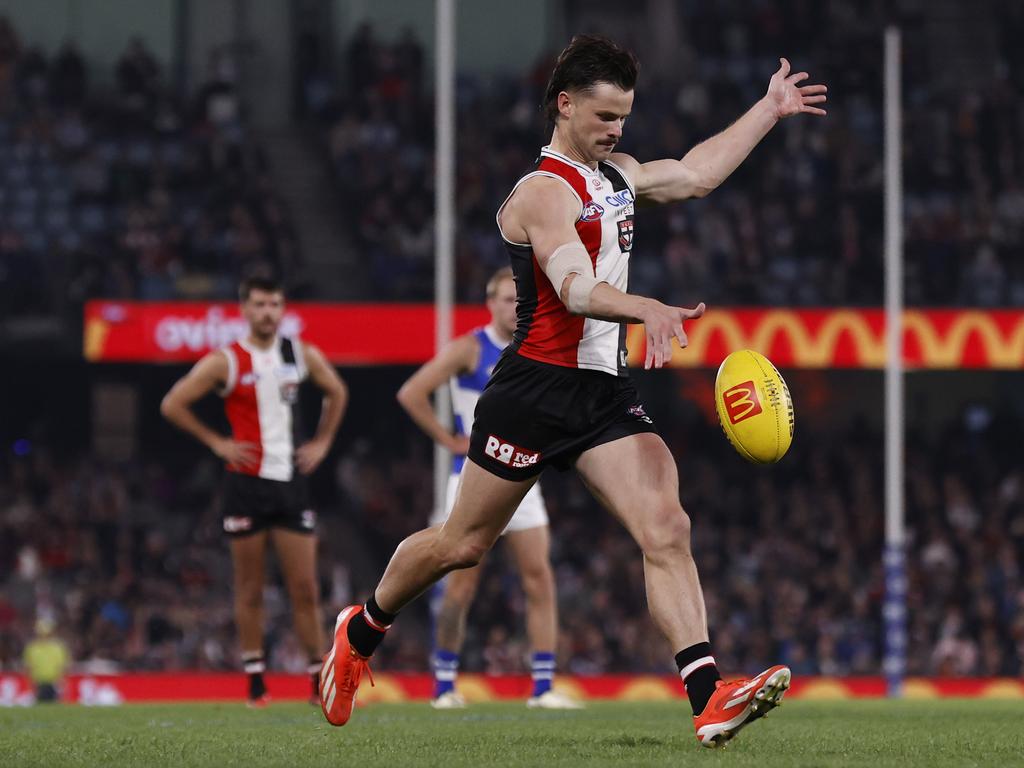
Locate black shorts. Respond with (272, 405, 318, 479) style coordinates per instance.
(467, 352, 659, 481)
(222, 472, 316, 538)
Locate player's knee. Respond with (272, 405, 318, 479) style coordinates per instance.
(289, 580, 319, 611)
(434, 527, 493, 571)
(636, 501, 692, 557)
(236, 583, 263, 612)
(520, 561, 555, 599)
(444, 539, 490, 570)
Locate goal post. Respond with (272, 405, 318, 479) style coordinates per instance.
(883, 25, 907, 698)
(433, 0, 456, 517)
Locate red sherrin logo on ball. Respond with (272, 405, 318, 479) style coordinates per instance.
(723, 380, 763, 425)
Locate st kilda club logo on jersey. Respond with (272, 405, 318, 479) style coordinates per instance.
(617, 217, 635, 252)
(580, 201, 604, 222)
(275, 364, 301, 404)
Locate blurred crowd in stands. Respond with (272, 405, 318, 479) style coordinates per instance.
(4, 3, 1024, 315)
(309, 1, 1024, 307)
(0, 17, 299, 320)
(2, 373, 1021, 680)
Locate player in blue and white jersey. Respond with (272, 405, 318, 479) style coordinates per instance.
(397, 267, 580, 709)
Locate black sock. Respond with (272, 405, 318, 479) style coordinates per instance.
(346, 596, 396, 657)
(248, 672, 267, 699)
(243, 652, 267, 700)
(675, 642, 721, 716)
(365, 595, 397, 626)
(308, 660, 321, 697)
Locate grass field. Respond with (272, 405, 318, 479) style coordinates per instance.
(2, 700, 1021, 768)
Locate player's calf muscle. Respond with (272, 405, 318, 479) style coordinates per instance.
(436, 600, 468, 646)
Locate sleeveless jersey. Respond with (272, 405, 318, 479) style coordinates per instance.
(450, 326, 506, 474)
(496, 146, 635, 377)
(219, 336, 308, 482)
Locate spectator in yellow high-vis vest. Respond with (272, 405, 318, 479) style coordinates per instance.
(23, 619, 69, 703)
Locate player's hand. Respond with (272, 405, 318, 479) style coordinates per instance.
(212, 437, 259, 469)
(639, 301, 706, 370)
(765, 57, 827, 119)
(295, 438, 330, 475)
(446, 434, 471, 455)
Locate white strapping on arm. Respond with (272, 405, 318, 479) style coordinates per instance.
(543, 241, 603, 314)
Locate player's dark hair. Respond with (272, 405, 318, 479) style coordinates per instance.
(543, 35, 639, 123)
(239, 274, 284, 301)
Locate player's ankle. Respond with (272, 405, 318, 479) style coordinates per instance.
(243, 652, 267, 699)
(675, 642, 721, 716)
(307, 659, 320, 696)
(530, 652, 556, 697)
(432, 649, 459, 697)
(346, 597, 396, 657)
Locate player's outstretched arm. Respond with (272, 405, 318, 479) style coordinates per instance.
(160, 351, 258, 469)
(295, 343, 348, 475)
(613, 57, 827, 204)
(504, 176, 705, 370)
(396, 335, 478, 454)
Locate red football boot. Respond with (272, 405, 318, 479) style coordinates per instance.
(319, 605, 375, 726)
(693, 665, 791, 748)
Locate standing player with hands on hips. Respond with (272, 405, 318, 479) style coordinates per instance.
(161, 275, 348, 707)
(320, 36, 826, 748)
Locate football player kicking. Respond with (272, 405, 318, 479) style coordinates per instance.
(320, 35, 825, 748)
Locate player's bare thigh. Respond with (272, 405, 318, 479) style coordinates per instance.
(437, 458, 537, 552)
(230, 530, 269, 583)
(573, 432, 682, 541)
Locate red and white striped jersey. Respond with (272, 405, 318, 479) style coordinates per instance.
(219, 336, 308, 481)
(497, 146, 635, 377)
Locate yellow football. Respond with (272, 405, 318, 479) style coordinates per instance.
(714, 350, 794, 464)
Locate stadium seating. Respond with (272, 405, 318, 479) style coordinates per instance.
(0, 21, 299, 318)
(309, 1, 1024, 306)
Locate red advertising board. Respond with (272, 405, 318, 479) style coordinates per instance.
(84, 301, 1024, 369)
(84, 302, 491, 365)
(2, 673, 1022, 704)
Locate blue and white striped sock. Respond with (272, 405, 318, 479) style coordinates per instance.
(432, 649, 460, 698)
(531, 652, 556, 697)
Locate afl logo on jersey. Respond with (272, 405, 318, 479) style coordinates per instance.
(617, 218, 634, 252)
(580, 201, 604, 222)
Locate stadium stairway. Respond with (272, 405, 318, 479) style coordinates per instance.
(263, 130, 366, 300)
